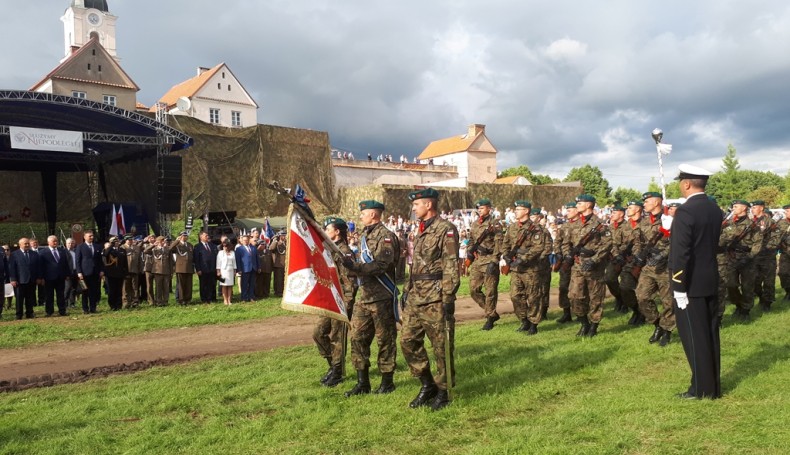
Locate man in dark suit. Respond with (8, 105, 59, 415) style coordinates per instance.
(39, 235, 71, 316)
(75, 230, 104, 314)
(193, 231, 218, 303)
(669, 164, 722, 399)
(235, 234, 260, 302)
(8, 237, 43, 319)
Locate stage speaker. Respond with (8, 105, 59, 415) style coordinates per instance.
(157, 156, 182, 214)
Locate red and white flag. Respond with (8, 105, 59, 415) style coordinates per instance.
(116, 205, 126, 235)
(281, 206, 348, 322)
(109, 204, 126, 236)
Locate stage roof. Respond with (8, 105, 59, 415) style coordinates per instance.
(0, 90, 193, 172)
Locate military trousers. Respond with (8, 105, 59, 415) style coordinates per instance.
(400, 300, 455, 391)
(726, 259, 756, 312)
(152, 273, 170, 306)
(618, 265, 639, 310)
(349, 299, 397, 374)
(778, 252, 790, 292)
(635, 265, 675, 331)
(175, 273, 193, 305)
(313, 316, 348, 367)
(145, 272, 155, 305)
(716, 256, 729, 317)
(122, 273, 139, 308)
(468, 259, 499, 318)
(604, 262, 622, 301)
(540, 265, 551, 314)
(568, 268, 606, 324)
(558, 268, 571, 309)
(509, 268, 543, 324)
(753, 253, 777, 305)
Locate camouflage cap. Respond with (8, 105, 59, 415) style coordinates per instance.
(642, 191, 662, 200)
(576, 194, 596, 203)
(359, 200, 385, 211)
(627, 200, 644, 208)
(750, 200, 765, 207)
(475, 198, 492, 208)
(732, 199, 750, 207)
(408, 188, 439, 201)
(612, 206, 626, 212)
(564, 201, 578, 209)
(514, 200, 532, 208)
(323, 216, 347, 230)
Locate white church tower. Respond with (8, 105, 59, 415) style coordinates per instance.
(61, 0, 118, 62)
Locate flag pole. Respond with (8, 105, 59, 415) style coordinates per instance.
(652, 128, 667, 200)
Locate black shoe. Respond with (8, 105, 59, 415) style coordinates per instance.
(375, 372, 396, 394)
(586, 322, 599, 337)
(344, 369, 371, 397)
(481, 314, 499, 331)
(319, 359, 333, 384)
(576, 317, 590, 337)
(409, 372, 438, 408)
(527, 323, 538, 336)
(557, 308, 573, 324)
(323, 364, 344, 388)
(431, 389, 451, 411)
(658, 330, 671, 347)
(516, 319, 530, 332)
(649, 325, 663, 344)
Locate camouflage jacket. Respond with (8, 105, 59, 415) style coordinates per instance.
(348, 222, 399, 304)
(404, 217, 460, 305)
(720, 215, 762, 260)
(776, 218, 790, 252)
(633, 212, 671, 267)
(562, 213, 612, 273)
(501, 219, 550, 272)
(609, 220, 628, 258)
(468, 214, 502, 265)
(556, 218, 579, 258)
(753, 213, 780, 256)
(334, 240, 358, 303)
(617, 217, 642, 269)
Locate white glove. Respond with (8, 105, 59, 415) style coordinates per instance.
(499, 258, 507, 267)
(661, 215, 673, 231)
(674, 291, 689, 310)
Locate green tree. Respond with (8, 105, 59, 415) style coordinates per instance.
(708, 144, 747, 203)
(563, 165, 612, 203)
(747, 186, 782, 207)
(499, 165, 558, 185)
(612, 187, 642, 206)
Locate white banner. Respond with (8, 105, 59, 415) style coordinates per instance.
(10, 126, 83, 153)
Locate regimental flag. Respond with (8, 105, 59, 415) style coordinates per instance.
(263, 218, 275, 241)
(281, 205, 348, 322)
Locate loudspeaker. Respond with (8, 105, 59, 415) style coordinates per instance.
(157, 155, 182, 214)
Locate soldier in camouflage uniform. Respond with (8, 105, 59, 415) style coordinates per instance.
(619, 201, 645, 326)
(633, 192, 674, 346)
(605, 206, 626, 313)
(530, 209, 553, 321)
(467, 198, 503, 330)
(341, 200, 400, 397)
(749, 201, 780, 312)
(500, 201, 550, 335)
(721, 200, 763, 320)
(563, 194, 611, 337)
(555, 201, 580, 323)
(776, 204, 790, 301)
(314, 217, 358, 387)
(400, 188, 460, 411)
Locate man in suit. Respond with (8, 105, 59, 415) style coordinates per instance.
(75, 230, 104, 314)
(193, 231, 218, 303)
(255, 236, 273, 299)
(0, 244, 7, 319)
(170, 231, 195, 305)
(8, 237, 43, 319)
(30, 238, 45, 307)
(63, 238, 79, 309)
(235, 234, 260, 302)
(669, 164, 723, 399)
(39, 235, 71, 316)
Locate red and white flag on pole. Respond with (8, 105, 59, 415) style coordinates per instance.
(281, 205, 348, 322)
(116, 205, 126, 235)
(109, 204, 119, 236)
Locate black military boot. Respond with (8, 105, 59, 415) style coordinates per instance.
(557, 308, 573, 324)
(319, 358, 333, 384)
(784, 290, 790, 302)
(344, 369, 371, 397)
(431, 389, 451, 411)
(628, 309, 639, 325)
(658, 330, 671, 347)
(527, 322, 538, 336)
(633, 311, 646, 326)
(541, 306, 548, 320)
(375, 372, 396, 394)
(323, 364, 344, 387)
(586, 322, 599, 337)
(516, 319, 530, 332)
(481, 314, 500, 331)
(613, 297, 623, 313)
(576, 317, 590, 337)
(649, 324, 663, 344)
(760, 301, 772, 312)
(409, 371, 438, 408)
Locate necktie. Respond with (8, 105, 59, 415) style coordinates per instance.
(24, 251, 29, 262)
(204, 243, 210, 251)
(90, 244, 94, 255)
(53, 248, 60, 261)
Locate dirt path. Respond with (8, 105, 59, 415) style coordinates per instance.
(0, 293, 560, 392)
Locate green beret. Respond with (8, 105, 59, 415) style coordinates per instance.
(612, 206, 626, 212)
(475, 198, 492, 208)
(530, 208, 542, 216)
(564, 201, 577, 209)
(627, 200, 644, 208)
(359, 200, 385, 211)
(514, 200, 532, 209)
(408, 188, 439, 201)
(576, 194, 596, 204)
(751, 200, 765, 207)
(668, 202, 681, 208)
(783, 204, 790, 210)
(731, 199, 750, 207)
(323, 217, 347, 230)
(642, 191, 662, 200)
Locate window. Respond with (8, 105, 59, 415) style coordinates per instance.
(98, 65, 102, 72)
(231, 111, 242, 127)
(217, 83, 221, 90)
(87, 63, 91, 70)
(103, 95, 117, 106)
(228, 85, 231, 91)
(72, 91, 87, 99)
(209, 108, 220, 124)
(222, 72, 226, 79)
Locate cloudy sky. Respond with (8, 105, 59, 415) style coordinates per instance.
(2, 0, 790, 190)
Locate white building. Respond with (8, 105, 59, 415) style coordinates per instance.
(61, 0, 118, 62)
(417, 124, 498, 184)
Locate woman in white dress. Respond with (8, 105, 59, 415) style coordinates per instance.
(216, 241, 237, 305)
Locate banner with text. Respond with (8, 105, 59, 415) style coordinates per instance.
(10, 126, 83, 153)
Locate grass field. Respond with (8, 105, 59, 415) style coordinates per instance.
(1, 294, 788, 454)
